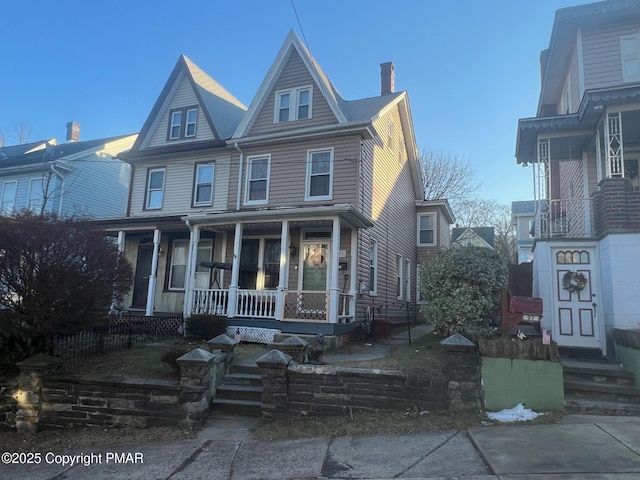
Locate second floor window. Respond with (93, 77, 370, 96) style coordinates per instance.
(28, 178, 44, 213)
(169, 107, 198, 140)
(146, 168, 165, 210)
(418, 213, 436, 245)
(275, 86, 312, 122)
(1, 181, 17, 215)
(621, 34, 640, 83)
(306, 148, 333, 201)
(245, 155, 270, 204)
(193, 163, 214, 206)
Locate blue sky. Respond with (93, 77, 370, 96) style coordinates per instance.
(0, 0, 589, 206)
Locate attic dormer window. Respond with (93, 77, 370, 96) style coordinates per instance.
(168, 106, 198, 140)
(274, 86, 312, 123)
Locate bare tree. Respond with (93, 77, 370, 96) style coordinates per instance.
(420, 149, 480, 203)
(14, 122, 31, 145)
(455, 198, 517, 264)
(0, 128, 5, 147)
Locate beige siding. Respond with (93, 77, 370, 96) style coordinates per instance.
(146, 74, 215, 148)
(582, 19, 640, 90)
(229, 137, 360, 210)
(129, 152, 231, 216)
(247, 49, 338, 136)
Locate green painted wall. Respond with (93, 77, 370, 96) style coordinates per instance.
(481, 357, 564, 411)
(617, 345, 640, 385)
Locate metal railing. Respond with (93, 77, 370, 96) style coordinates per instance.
(535, 198, 594, 239)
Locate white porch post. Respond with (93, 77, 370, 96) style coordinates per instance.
(146, 229, 161, 316)
(117, 231, 126, 254)
(329, 217, 340, 324)
(228, 222, 243, 317)
(349, 227, 358, 320)
(183, 225, 200, 319)
(276, 220, 290, 321)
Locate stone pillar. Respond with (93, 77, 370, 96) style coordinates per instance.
(256, 349, 292, 418)
(206, 334, 237, 373)
(440, 334, 482, 409)
(14, 353, 62, 434)
(177, 348, 218, 427)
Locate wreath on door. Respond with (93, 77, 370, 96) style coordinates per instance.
(562, 271, 587, 293)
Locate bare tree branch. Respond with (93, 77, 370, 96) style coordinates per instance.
(420, 149, 480, 202)
(14, 122, 32, 145)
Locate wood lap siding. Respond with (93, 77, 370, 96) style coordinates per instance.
(146, 75, 215, 148)
(582, 20, 640, 90)
(247, 50, 338, 136)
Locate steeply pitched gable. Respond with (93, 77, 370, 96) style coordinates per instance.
(132, 55, 246, 153)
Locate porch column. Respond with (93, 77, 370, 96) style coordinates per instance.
(183, 225, 200, 319)
(146, 229, 161, 316)
(605, 111, 624, 177)
(349, 227, 358, 320)
(117, 231, 126, 254)
(227, 222, 243, 317)
(275, 221, 290, 321)
(329, 217, 340, 324)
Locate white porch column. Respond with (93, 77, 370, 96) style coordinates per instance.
(276, 220, 290, 321)
(228, 222, 243, 317)
(349, 227, 358, 320)
(329, 217, 341, 324)
(117, 231, 126, 254)
(183, 225, 200, 319)
(146, 229, 161, 316)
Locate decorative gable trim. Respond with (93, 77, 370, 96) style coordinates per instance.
(233, 30, 347, 139)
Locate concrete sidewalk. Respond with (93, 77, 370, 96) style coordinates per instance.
(3, 414, 639, 479)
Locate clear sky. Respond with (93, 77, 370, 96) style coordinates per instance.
(0, 0, 589, 206)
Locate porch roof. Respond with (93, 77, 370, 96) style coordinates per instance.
(182, 204, 374, 229)
(92, 215, 186, 234)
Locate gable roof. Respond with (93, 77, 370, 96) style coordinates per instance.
(452, 227, 495, 248)
(131, 55, 246, 153)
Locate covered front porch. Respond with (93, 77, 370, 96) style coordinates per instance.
(182, 205, 373, 330)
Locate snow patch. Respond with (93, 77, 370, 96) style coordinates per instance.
(487, 403, 542, 422)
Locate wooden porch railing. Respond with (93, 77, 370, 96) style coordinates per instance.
(338, 292, 355, 323)
(236, 290, 277, 318)
(192, 288, 228, 316)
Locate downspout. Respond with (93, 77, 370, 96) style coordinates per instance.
(234, 143, 244, 211)
(50, 164, 66, 216)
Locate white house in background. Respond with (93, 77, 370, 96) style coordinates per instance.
(0, 124, 136, 219)
(515, 0, 640, 356)
(511, 200, 536, 264)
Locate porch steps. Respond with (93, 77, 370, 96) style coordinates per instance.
(562, 358, 640, 414)
(212, 372, 262, 417)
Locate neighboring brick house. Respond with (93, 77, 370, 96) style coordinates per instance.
(98, 31, 453, 341)
(515, 0, 640, 355)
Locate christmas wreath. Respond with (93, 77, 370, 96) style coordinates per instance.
(562, 271, 587, 293)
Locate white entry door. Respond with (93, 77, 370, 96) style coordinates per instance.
(552, 248, 600, 349)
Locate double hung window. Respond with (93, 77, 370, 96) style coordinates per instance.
(193, 164, 214, 206)
(306, 148, 333, 200)
(28, 178, 44, 213)
(274, 86, 312, 122)
(418, 213, 436, 246)
(168, 107, 198, 140)
(245, 155, 270, 204)
(1, 181, 17, 215)
(146, 168, 165, 210)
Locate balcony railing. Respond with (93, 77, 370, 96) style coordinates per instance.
(535, 198, 594, 239)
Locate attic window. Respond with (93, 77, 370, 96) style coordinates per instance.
(168, 106, 198, 140)
(274, 86, 312, 123)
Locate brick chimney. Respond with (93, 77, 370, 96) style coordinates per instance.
(380, 62, 395, 95)
(66, 121, 80, 142)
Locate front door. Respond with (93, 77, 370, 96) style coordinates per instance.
(552, 247, 600, 349)
(301, 243, 328, 291)
(132, 244, 153, 308)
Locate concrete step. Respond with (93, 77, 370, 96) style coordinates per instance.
(212, 398, 262, 417)
(215, 384, 263, 402)
(222, 373, 262, 387)
(231, 363, 260, 375)
(564, 378, 640, 401)
(562, 359, 635, 384)
(564, 395, 640, 416)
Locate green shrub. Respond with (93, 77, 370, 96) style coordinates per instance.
(159, 346, 192, 374)
(419, 246, 508, 339)
(186, 314, 227, 340)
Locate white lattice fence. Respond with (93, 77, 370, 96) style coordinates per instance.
(226, 326, 281, 344)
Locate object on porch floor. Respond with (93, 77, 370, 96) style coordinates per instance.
(307, 334, 326, 364)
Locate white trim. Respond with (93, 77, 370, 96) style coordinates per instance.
(417, 212, 437, 246)
(369, 239, 378, 295)
(27, 177, 44, 213)
(305, 147, 334, 201)
(169, 238, 190, 290)
(193, 163, 215, 207)
(169, 111, 182, 140)
(621, 33, 640, 83)
(244, 154, 271, 205)
(405, 258, 411, 302)
(0, 180, 17, 215)
(396, 254, 403, 300)
(185, 107, 198, 138)
(145, 167, 166, 210)
(577, 28, 585, 98)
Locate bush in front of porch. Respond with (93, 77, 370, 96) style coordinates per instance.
(186, 314, 227, 341)
(419, 246, 507, 339)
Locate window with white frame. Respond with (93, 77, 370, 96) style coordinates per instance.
(306, 148, 333, 200)
(169, 239, 189, 289)
(405, 259, 411, 302)
(396, 254, 403, 300)
(274, 86, 312, 122)
(193, 163, 214, 206)
(369, 240, 378, 295)
(245, 155, 270, 204)
(194, 240, 213, 289)
(418, 213, 436, 245)
(146, 168, 165, 210)
(416, 265, 425, 303)
(387, 121, 394, 151)
(1, 181, 17, 215)
(28, 178, 44, 213)
(621, 34, 640, 83)
(168, 106, 198, 140)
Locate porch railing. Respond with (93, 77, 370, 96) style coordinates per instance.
(283, 290, 328, 322)
(236, 289, 277, 318)
(338, 292, 355, 323)
(535, 198, 594, 239)
(192, 288, 228, 316)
